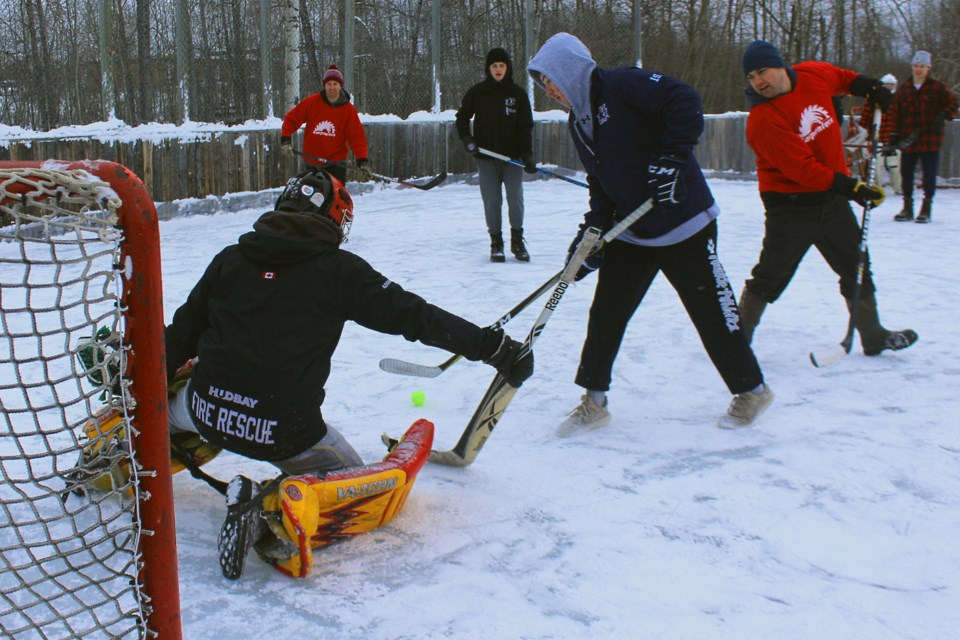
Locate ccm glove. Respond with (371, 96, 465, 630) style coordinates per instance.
(521, 155, 537, 174)
(463, 136, 480, 158)
(832, 173, 886, 208)
(566, 223, 605, 282)
(482, 329, 534, 388)
(647, 155, 686, 206)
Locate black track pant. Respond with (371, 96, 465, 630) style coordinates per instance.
(575, 220, 764, 395)
(745, 193, 875, 303)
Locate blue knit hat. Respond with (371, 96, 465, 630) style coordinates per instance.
(742, 40, 785, 76)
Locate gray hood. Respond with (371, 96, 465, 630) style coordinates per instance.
(528, 33, 597, 140)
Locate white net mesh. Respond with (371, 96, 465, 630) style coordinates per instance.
(1, 168, 149, 639)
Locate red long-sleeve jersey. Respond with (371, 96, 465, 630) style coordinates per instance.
(747, 61, 859, 194)
(281, 92, 368, 164)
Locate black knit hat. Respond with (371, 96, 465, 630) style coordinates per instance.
(485, 48, 511, 67)
(742, 40, 785, 76)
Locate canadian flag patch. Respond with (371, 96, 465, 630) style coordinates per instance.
(262, 271, 276, 280)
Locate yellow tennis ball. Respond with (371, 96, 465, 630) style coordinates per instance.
(411, 390, 426, 407)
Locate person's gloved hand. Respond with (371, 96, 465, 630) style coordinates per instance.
(463, 136, 480, 158)
(280, 137, 294, 157)
(566, 222, 606, 282)
(647, 155, 686, 206)
(866, 83, 893, 112)
(831, 173, 886, 208)
(881, 144, 898, 157)
(356, 157, 369, 170)
(521, 155, 537, 174)
(482, 330, 534, 388)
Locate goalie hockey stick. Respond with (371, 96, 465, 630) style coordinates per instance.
(478, 147, 589, 189)
(810, 108, 884, 368)
(378, 272, 562, 378)
(397, 199, 654, 467)
(293, 148, 447, 190)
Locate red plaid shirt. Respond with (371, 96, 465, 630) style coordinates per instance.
(879, 77, 958, 153)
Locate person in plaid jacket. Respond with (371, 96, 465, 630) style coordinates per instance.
(859, 74, 901, 194)
(880, 51, 959, 223)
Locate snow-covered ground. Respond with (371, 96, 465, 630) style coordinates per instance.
(154, 176, 958, 639)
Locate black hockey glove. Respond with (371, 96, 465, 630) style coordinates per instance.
(280, 137, 294, 157)
(482, 329, 534, 388)
(521, 155, 537, 174)
(566, 224, 605, 282)
(831, 172, 886, 208)
(356, 157, 369, 170)
(850, 75, 893, 113)
(463, 137, 480, 158)
(647, 155, 686, 207)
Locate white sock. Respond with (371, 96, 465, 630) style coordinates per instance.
(587, 389, 606, 406)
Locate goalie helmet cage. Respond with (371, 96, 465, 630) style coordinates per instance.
(0, 160, 181, 639)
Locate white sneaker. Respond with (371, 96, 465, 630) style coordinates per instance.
(556, 394, 611, 438)
(717, 384, 774, 429)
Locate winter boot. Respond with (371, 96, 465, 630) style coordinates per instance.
(556, 393, 611, 438)
(848, 294, 918, 356)
(718, 383, 774, 429)
(218, 475, 266, 580)
(510, 228, 530, 262)
(489, 232, 505, 263)
(737, 286, 768, 345)
(916, 197, 932, 224)
(893, 196, 913, 221)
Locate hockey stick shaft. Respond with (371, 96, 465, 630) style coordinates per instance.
(477, 147, 589, 189)
(379, 272, 562, 378)
(293, 148, 447, 190)
(810, 108, 883, 367)
(429, 199, 655, 466)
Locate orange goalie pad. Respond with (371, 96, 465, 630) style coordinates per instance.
(263, 418, 434, 578)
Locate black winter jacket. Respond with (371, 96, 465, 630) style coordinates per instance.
(165, 211, 498, 461)
(455, 53, 534, 159)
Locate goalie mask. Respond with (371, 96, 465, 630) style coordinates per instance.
(275, 170, 354, 242)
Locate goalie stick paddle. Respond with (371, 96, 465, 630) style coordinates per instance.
(810, 107, 884, 368)
(421, 199, 655, 467)
(478, 147, 589, 189)
(378, 272, 562, 378)
(293, 148, 447, 190)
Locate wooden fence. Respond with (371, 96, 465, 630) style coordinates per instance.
(1, 117, 956, 204)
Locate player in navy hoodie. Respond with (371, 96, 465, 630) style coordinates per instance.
(528, 32, 771, 433)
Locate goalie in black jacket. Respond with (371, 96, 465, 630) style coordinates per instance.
(164, 169, 533, 476)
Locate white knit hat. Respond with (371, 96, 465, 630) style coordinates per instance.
(880, 73, 897, 85)
(912, 51, 932, 66)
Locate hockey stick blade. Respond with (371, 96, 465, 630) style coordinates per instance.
(809, 344, 850, 368)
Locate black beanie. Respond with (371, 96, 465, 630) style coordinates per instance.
(742, 40, 785, 76)
(485, 48, 511, 67)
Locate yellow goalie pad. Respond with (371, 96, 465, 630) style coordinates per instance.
(259, 418, 434, 578)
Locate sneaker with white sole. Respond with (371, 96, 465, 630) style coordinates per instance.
(717, 384, 774, 429)
(556, 394, 611, 438)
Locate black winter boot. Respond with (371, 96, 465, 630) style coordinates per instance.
(894, 196, 913, 221)
(848, 294, 918, 356)
(916, 197, 932, 223)
(510, 228, 530, 262)
(489, 232, 505, 263)
(737, 287, 767, 345)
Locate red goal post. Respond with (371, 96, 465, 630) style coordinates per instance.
(0, 160, 181, 639)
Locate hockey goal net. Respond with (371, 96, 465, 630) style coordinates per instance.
(0, 161, 180, 639)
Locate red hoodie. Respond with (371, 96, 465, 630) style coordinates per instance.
(281, 92, 368, 164)
(747, 61, 858, 194)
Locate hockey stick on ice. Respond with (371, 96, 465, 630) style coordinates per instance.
(416, 199, 655, 467)
(293, 148, 447, 190)
(378, 272, 562, 378)
(810, 108, 884, 368)
(478, 147, 589, 189)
